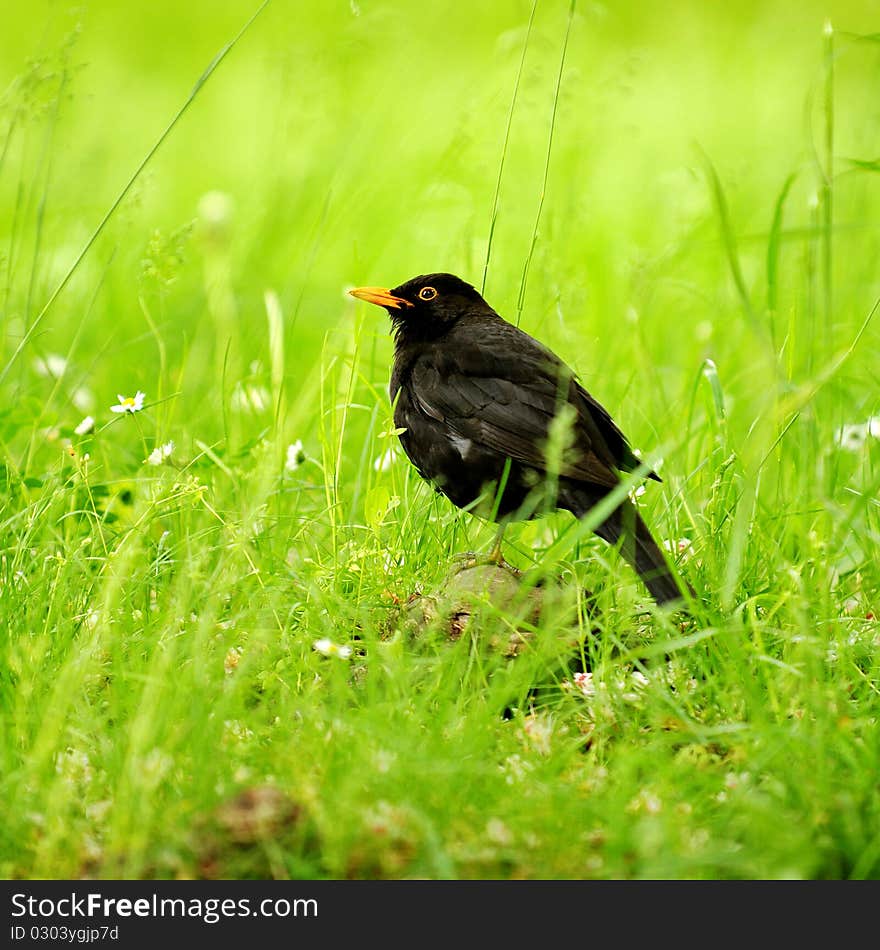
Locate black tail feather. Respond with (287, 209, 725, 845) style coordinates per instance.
(565, 491, 689, 607)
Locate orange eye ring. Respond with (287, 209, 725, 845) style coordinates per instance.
(418, 286, 437, 301)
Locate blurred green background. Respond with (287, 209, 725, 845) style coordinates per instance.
(3, 0, 880, 880)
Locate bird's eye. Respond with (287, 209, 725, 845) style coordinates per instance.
(418, 286, 437, 301)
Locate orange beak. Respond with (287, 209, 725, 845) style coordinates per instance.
(348, 286, 413, 310)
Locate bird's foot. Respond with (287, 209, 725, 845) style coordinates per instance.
(486, 538, 508, 569)
(451, 546, 519, 575)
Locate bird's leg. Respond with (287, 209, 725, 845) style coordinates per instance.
(453, 525, 514, 574)
(486, 524, 508, 568)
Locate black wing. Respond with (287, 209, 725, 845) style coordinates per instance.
(406, 321, 630, 490)
(573, 383, 661, 481)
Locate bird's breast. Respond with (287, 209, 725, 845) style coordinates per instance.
(449, 434, 473, 460)
(391, 384, 530, 517)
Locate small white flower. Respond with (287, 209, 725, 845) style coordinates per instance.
(628, 789, 662, 815)
(573, 671, 595, 697)
(72, 386, 95, 412)
(313, 638, 352, 659)
(630, 669, 649, 690)
(33, 353, 68, 378)
(835, 423, 868, 451)
(834, 416, 880, 451)
(372, 448, 398, 473)
(486, 818, 513, 846)
(110, 391, 145, 415)
(55, 747, 92, 784)
(197, 190, 233, 229)
(230, 383, 270, 413)
(632, 447, 663, 474)
(628, 483, 646, 503)
(500, 753, 533, 784)
(663, 537, 692, 557)
(286, 440, 305, 471)
(522, 713, 554, 756)
(74, 415, 95, 436)
(145, 441, 174, 466)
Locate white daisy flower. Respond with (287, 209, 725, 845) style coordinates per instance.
(230, 383, 270, 413)
(313, 638, 352, 659)
(286, 440, 305, 472)
(835, 423, 868, 451)
(33, 353, 68, 378)
(628, 483, 646, 503)
(145, 441, 174, 466)
(629, 669, 649, 691)
(74, 415, 95, 436)
(834, 416, 880, 451)
(72, 386, 95, 412)
(663, 537, 693, 558)
(110, 391, 145, 415)
(372, 447, 398, 473)
(573, 671, 595, 697)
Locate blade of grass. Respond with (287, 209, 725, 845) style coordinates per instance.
(702, 357, 728, 448)
(840, 157, 880, 173)
(480, 0, 538, 296)
(516, 0, 576, 325)
(766, 171, 797, 319)
(834, 30, 880, 43)
(821, 21, 834, 353)
(265, 287, 286, 429)
(698, 146, 758, 328)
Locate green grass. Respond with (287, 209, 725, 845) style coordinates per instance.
(2, 0, 880, 880)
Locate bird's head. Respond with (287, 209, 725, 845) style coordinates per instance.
(349, 273, 492, 341)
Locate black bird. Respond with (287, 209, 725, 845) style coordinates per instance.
(349, 273, 688, 606)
